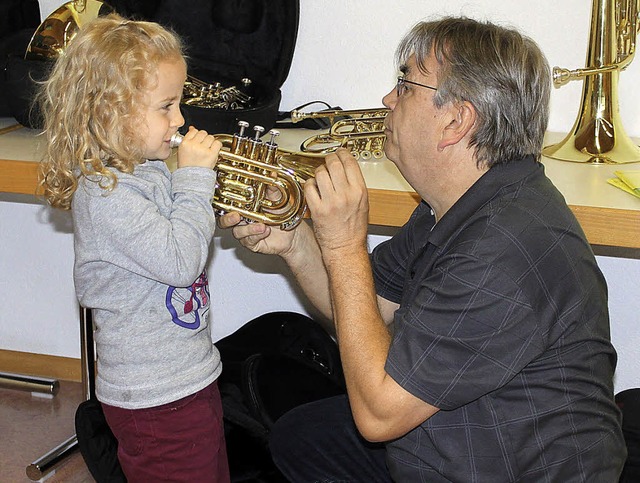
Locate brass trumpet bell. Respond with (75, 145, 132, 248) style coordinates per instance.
(170, 122, 325, 230)
(543, 0, 640, 164)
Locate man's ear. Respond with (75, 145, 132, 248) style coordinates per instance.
(437, 101, 476, 151)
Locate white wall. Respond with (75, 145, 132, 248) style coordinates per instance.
(2, 1, 637, 393)
(37, 0, 640, 137)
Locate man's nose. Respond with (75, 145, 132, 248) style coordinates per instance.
(382, 87, 397, 109)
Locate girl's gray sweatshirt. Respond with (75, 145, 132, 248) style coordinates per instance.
(72, 160, 221, 409)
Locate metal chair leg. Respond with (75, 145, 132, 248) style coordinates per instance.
(25, 435, 79, 481)
(0, 372, 59, 396)
(25, 307, 95, 481)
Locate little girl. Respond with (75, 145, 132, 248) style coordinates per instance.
(38, 14, 230, 482)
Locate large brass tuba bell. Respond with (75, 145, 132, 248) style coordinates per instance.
(25, 0, 113, 61)
(170, 121, 325, 230)
(543, 0, 640, 164)
(292, 108, 390, 160)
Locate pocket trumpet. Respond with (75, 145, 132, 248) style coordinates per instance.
(170, 122, 325, 230)
(291, 108, 390, 160)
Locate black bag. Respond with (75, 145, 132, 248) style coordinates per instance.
(144, 0, 300, 135)
(616, 388, 640, 482)
(74, 308, 127, 482)
(0, 0, 41, 118)
(217, 311, 346, 482)
(75, 399, 127, 483)
(75, 311, 345, 483)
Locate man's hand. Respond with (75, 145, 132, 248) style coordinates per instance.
(305, 148, 369, 259)
(217, 211, 301, 257)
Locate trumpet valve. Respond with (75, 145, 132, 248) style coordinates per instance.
(265, 129, 280, 165)
(253, 125, 265, 140)
(237, 120, 250, 136)
(231, 120, 251, 154)
(267, 129, 280, 146)
(248, 125, 265, 159)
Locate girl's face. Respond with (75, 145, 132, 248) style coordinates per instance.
(141, 59, 186, 161)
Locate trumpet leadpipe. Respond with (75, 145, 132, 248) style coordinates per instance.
(552, 63, 627, 87)
(169, 121, 258, 152)
(291, 108, 390, 124)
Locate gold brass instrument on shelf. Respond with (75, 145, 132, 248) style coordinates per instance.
(543, 0, 640, 164)
(170, 121, 325, 230)
(291, 108, 390, 160)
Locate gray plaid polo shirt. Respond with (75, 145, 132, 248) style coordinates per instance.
(372, 156, 626, 482)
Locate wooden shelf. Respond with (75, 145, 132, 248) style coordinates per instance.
(2, 120, 639, 249)
(0, 159, 42, 195)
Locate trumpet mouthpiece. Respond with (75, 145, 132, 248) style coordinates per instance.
(552, 67, 572, 87)
(169, 133, 183, 148)
(290, 110, 305, 123)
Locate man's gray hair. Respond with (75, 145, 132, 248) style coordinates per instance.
(396, 17, 551, 167)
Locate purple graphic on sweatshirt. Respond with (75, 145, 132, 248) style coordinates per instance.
(165, 270, 210, 329)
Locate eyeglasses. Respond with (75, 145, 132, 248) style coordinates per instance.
(396, 76, 438, 97)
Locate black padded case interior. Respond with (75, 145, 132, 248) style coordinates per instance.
(3, 0, 300, 134)
(127, 0, 300, 134)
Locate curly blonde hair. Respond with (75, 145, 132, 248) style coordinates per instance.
(37, 14, 185, 210)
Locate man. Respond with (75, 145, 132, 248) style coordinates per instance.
(220, 16, 626, 482)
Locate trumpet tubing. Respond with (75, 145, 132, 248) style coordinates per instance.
(292, 108, 390, 159)
(291, 108, 390, 125)
(170, 122, 325, 230)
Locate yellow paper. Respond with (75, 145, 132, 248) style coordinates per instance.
(607, 177, 640, 199)
(614, 170, 640, 191)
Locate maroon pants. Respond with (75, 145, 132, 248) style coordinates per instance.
(101, 381, 230, 482)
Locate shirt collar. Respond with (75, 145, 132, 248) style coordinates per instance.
(427, 155, 542, 248)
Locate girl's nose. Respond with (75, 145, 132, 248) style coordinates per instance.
(173, 108, 185, 128)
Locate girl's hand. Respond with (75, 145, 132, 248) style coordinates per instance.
(176, 126, 221, 169)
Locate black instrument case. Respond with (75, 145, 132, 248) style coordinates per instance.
(3, 0, 300, 135)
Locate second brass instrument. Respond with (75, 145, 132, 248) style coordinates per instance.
(543, 0, 640, 164)
(170, 122, 325, 230)
(182, 75, 253, 110)
(291, 108, 390, 160)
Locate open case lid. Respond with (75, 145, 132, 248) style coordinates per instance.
(5, 0, 299, 133)
(111, 0, 300, 93)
